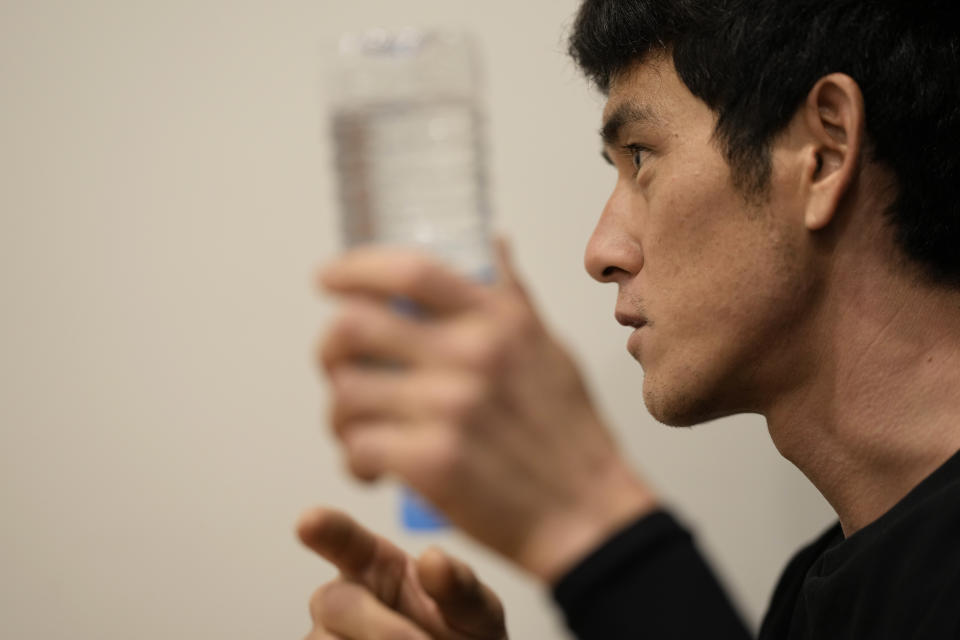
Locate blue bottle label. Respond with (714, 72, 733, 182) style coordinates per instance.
(401, 488, 449, 531)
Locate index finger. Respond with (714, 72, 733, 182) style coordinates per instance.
(318, 246, 487, 314)
(297, 507, 408, 585)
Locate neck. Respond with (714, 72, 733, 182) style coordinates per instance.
(766, 257, 960, 537)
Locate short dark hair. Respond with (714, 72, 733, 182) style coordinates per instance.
(569, 0, 960, 287)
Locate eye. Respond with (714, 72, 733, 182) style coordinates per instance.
(626, 144, 648, 172)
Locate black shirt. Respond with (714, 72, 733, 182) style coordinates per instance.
(553, 449, 960, 639)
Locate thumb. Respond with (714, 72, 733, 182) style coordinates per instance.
(416, 547, 507, 640)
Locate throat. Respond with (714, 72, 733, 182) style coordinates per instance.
(764, 337, 960, 536)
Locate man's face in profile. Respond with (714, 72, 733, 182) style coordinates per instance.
(584, 53, 817, 427)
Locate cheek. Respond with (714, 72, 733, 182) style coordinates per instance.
(644, 172, 741, 286)
(645, 181, 801, 335)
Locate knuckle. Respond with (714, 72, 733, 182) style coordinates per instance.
(439, 376, 487, 424)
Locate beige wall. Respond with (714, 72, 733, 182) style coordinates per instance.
(0, 1, 834, 637)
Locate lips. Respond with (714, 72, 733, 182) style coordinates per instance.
(615, 311, 647, 329)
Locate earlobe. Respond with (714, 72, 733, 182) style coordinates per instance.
(805, 204, 831, 231)
(801, 74, 865, 232)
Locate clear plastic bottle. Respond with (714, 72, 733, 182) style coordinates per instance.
(328, 29, 494, 530)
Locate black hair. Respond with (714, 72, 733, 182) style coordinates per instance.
(569, 0, 960, 287)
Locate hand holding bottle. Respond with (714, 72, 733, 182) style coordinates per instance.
(317, 241, 658, 581)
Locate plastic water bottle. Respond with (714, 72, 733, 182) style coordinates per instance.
(328, 29, 494, 530)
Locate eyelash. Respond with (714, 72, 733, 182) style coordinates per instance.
(622, 144, 649, 174)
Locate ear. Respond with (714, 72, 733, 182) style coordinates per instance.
(800, 73, 865, 231)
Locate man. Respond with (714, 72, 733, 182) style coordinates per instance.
(300, 0, 960, 637)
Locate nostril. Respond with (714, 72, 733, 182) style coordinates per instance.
(602, 266, 618, 278)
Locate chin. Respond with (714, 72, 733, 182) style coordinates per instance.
(642, 374, 730, 427)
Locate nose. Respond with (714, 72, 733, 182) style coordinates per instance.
(584, 184, 643, 284)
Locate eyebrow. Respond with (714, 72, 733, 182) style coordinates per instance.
(600, 102, 661, 148)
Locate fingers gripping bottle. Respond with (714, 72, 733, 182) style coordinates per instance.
(329, 29, 495, 530)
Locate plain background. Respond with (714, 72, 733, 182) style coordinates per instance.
(0, 1, 836, 637)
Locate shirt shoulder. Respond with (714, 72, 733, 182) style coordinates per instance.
(758, 520, 841, 638)
(763, 447, 960, 639)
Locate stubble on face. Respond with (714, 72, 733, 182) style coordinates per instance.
(599, 59, 814, 427)
(640, 210, 811, 428)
